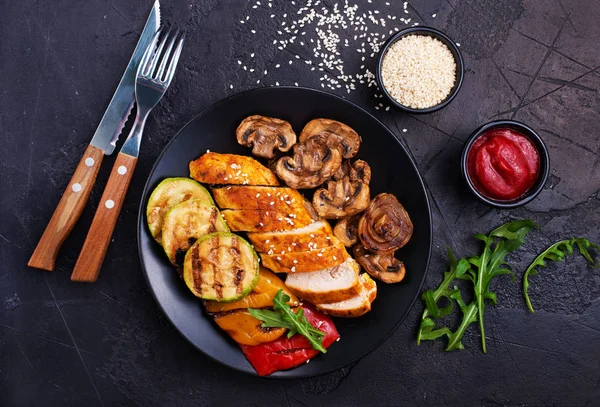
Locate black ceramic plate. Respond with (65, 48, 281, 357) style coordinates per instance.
(138, 87, 432, 378)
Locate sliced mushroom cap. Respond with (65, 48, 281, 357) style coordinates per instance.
(300, 118, 361, 159)
(313, 160, 371, 219)
(275, 134, 342, 189)
(358, 193, 413, 253)
(333, 159, 372, 183)
(236, 115, 297, 159)
(353, 244, 406, 283)
(333, 213, 361, 246)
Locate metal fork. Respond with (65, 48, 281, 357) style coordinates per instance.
(72, 29, 185, 282)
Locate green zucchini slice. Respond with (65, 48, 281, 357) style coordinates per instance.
(161, 198, 229, 267)
(183, 232, 260, 301)
(146, 177, 214, 242)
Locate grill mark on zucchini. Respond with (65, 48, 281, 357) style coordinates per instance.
(191, 244, 203, 291)
(230, 237, 244, 296)
(208, 206, 218, 233)
(210, 235, 224, 300)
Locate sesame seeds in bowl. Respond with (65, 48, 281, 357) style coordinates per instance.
(376, 27, 464, 114)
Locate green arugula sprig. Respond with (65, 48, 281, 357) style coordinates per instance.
(523, 238, 600, 313)
(417, 220, 537, 353)
(248, 290, 327, 353)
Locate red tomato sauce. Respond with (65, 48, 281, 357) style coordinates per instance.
(467, 128, 540, 201)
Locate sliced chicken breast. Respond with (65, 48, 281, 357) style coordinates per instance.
(284, 258, 361, 304)
(316, 273, 377, 317)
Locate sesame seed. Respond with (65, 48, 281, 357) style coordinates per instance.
(291, 266, 296, 272)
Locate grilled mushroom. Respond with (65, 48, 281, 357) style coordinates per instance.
(300, 118, 361, 159)
(333, 213, 361, 246)
(353, 244, 406, 284)
(236, 115, 297, 158)
(275, 134, 342, 189)
(358, 193, 413, 253)
(313, 160, 371, 219)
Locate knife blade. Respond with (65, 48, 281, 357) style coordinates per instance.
(91, 0, 161, 154)
(28, 1, 161, 271)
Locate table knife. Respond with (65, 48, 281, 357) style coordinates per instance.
(28, 0, 161, 271)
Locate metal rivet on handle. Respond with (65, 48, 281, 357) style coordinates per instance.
(105, 199, 115, 209)
(71, 183, 82, 192)
(85, 157, 95, 167)
(117, 166, 127, 175)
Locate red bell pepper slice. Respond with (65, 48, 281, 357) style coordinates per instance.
(240, 303, 340, 376)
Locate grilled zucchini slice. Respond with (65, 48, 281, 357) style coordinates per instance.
(183, 232, 260, 301)
(161, 198, 229, 266)
(146, 178, 214, 242)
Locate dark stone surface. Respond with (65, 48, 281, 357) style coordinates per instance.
(1, 0, 599, 406)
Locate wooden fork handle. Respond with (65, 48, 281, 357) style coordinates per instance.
(71, 152, 137, 282)
(28, 144, 105, 271)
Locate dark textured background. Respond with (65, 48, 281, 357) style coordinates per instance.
(1, 0, 599, 406)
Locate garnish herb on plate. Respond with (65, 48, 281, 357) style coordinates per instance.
(523, 238, 600, 313)
(417, 219, 537, 353)
(249, 289, 327, 353)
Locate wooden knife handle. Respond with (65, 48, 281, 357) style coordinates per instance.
(28, 144, 105, 271)
(71, 152, 137, 282)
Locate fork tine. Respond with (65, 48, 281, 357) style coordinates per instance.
(155, 29, 180, 80)
(163, 33, 185, 86)
(144, 26, 172, 77)
(139, 29, 161, 76)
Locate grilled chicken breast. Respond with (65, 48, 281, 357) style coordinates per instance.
(189, 152, 279, 186)
(259, 238, 349, 273)
(213, 185, 305, 212)
(246, 221, 333, 253)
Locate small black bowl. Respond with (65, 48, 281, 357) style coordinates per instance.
(460, 120, 550, 208)
(376, 26, 464, 114)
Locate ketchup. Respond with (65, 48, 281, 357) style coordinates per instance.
(467, 128, 540, 201)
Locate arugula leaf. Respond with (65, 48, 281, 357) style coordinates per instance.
(523, 237, 600, 314)
(416, 248, 471, 345)
(247, 308, 294, 330)
(470, 219, 537, 353)
(248, 290, 327, 353)
(417, 219, 537, 353)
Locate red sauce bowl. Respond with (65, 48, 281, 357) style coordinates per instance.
(461, 120, 550, 208)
